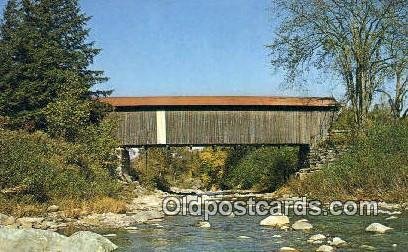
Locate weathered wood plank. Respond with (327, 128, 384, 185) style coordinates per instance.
(115, 108, 337, 146)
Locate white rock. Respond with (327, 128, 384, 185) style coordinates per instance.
(328, 237, 347, 247)
(360, 245, 376, 250)
(378, 202, 400, 210)
(0, 214, 15, 226)
(237, 235, 251, 239)
(4, 216, 15, 226)
(47, 205, 60, 212)
(291, 220, 313, 230)
(310, 240, 324, 244)
(0, 227, 66, 251)
(0, 228, 117, 252)
(316, 245, 335, 252)
(378, 210, 401, 215)
(307, 234, 326, 244)
(15, 217, 44, 228)
(63, 231, 118, 252)
(260, 215, 290, 227)
(78, 211, 164, 228)
(196, 221, 211, 228)
(0, 214, 9, 224)
(390, 211, 401, 215)
(365, 223, 393, 234)
(279, 247, 299, 252)
(103, 234, 117, 238)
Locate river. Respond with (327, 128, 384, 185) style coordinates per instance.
(107, 194, 407, 251)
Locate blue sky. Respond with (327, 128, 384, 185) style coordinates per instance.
(0, 0, 343, 97)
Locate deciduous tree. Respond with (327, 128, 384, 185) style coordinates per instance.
(268, 0, 407, 126)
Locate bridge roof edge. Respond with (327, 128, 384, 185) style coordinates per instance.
(100, 96, 339, 108)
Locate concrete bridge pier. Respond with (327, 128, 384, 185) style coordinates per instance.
(116, 147, 133, 183)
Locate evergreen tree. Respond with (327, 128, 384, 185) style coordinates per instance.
(0, 0, 109, 130)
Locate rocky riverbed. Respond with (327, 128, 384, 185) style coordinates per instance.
(0, 187, 407, 251)
(0, 188, 166, 232)
(0, 183, 167, 252)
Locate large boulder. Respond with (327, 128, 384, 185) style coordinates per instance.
(0, 228, 66, 251)
(62, 231, 118, 252)
(260, 215, 290, 227)
(0, 227, 117, 252)
(365, 223, 393, 234)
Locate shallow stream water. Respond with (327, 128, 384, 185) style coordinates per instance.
(108, 195, 407, 251)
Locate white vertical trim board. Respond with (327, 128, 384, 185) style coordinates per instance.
(156, 111, 167, 144)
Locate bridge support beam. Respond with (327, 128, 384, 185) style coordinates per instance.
(298, 144, 310, 169)
(116, 147, 133, 183)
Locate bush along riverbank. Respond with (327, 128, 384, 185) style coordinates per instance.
(277, 118, 408, 204)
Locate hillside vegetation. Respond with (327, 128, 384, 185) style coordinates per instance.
(279, 116, 408, 203)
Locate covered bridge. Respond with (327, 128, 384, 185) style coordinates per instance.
(101, 96, 339, 147)
(101, 96, 339, 178)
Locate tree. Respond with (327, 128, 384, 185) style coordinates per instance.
(43, 73, 92, 141)
(268, 0, 407, 127)
(376, 28, 408, 118)
(0, 0, 109, 130)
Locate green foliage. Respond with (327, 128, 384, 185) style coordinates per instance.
(226, 147, 298, 191)
(0, 0, 108, 130)
(0, 123, 120, 203)
(132, 146, 298, 192)
(43, 74, 92, 141)
(198, 148, 229, 190)
(331, 108, 356, 130)
(285, 119, 408, 202)
(133, 148, 171, 191)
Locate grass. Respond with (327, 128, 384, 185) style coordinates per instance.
(0, 196, 128, 218)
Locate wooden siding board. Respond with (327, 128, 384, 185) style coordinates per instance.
(117, 111, 157, 145)
(117, 109, 336, 146)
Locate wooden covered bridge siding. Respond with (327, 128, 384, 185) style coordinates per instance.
(101, 96, 339, 147)
(114, 109, 336, 146)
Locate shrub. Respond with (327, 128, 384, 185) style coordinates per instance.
(226, 147, 298, 191)
(198, 148, 230, 190)
(281, 120, 408, 202)
(0, 120, 120, 204)
(132, 148, 171, 191)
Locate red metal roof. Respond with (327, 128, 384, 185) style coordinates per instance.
(100, 96, 338, 107)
